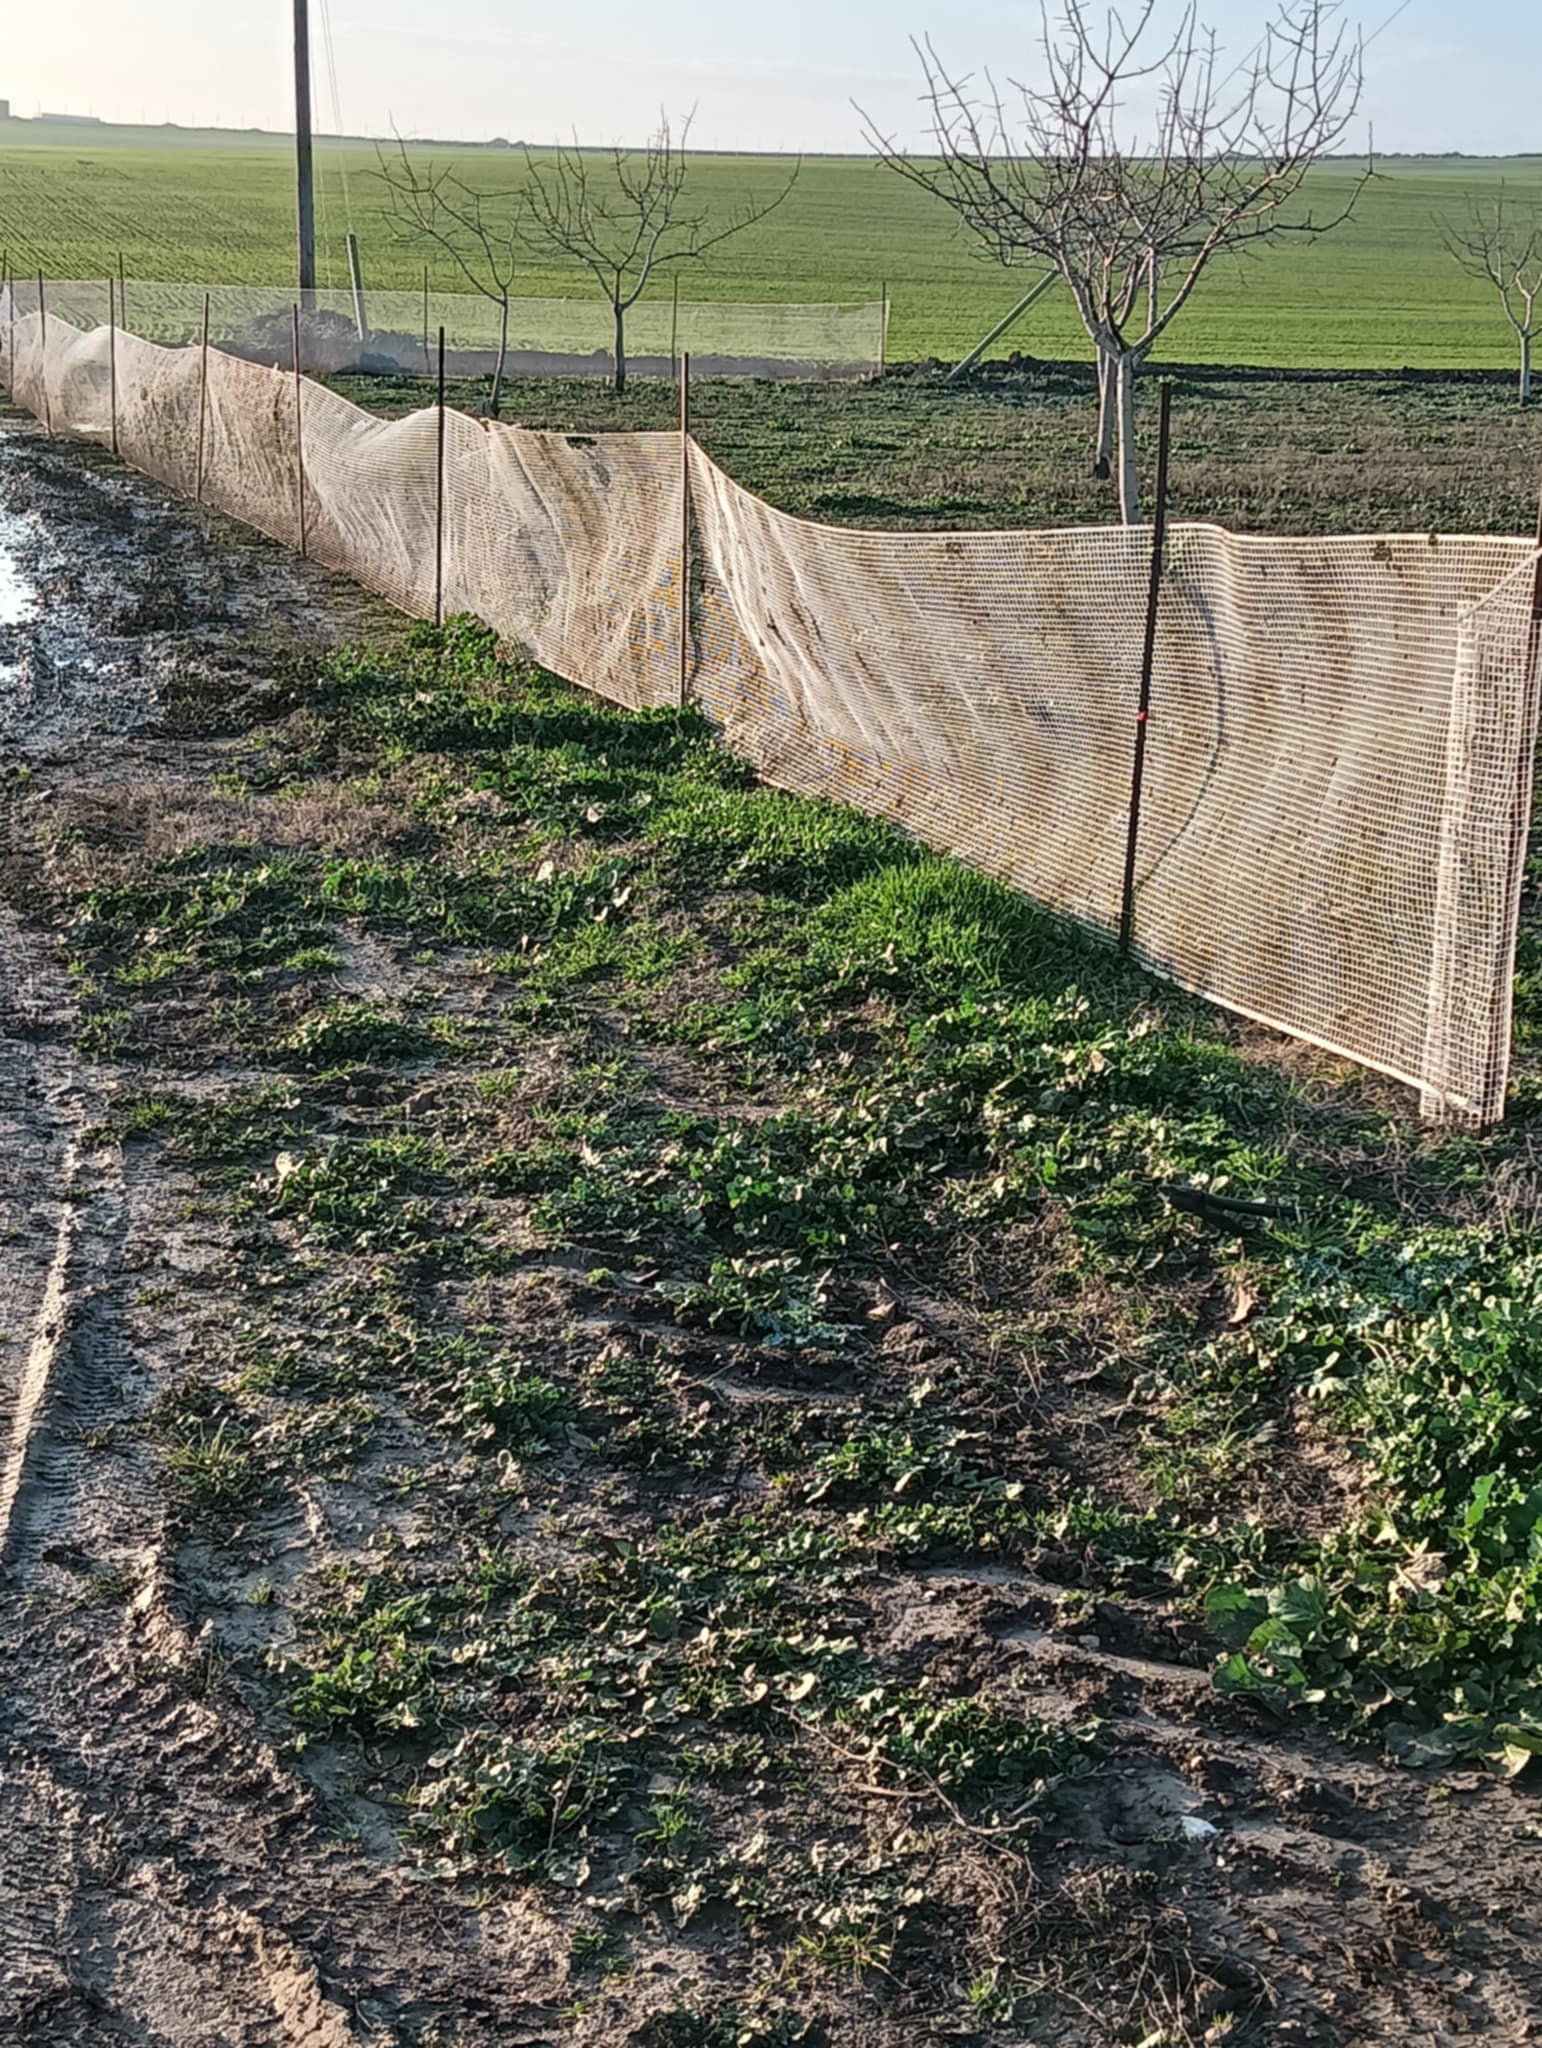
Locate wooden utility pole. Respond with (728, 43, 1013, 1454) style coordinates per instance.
(294, 0, 316, 309)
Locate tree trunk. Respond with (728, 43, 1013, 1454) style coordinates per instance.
(1522, 330, 1533, 405)
(613, 301, 627, 395)
(1093, 350, 1114, 479)
(489, 296, 509, 419)
(1115, 350, 1140, 525)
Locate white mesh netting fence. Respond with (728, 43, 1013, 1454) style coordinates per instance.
(4, 301, 1538, 1123)
(6, 279, 885, 381)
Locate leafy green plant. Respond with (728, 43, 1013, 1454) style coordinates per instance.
(458, 1362, 574, 1451)
(658, 1256, 847, 1348)
(290, 1593, 439, 1739)
(412, 1728, 630, 1883)
(266, 1136, 447, 1253)
(282, 1002, 440, 1067)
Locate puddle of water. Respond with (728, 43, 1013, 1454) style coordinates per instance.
(0, 504, 38, 626)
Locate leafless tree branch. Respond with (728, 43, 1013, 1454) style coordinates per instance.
(861, 0, 1366, 518)
(521, 112, 800, 392)
(1441, 184, 1542, 403)
(372, 136, 523, 414)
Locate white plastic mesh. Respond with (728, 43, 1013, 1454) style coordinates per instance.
(2, 299, 1537, 1123)
(687, 450, 1541, 1116)
(16, 280, 883, 381)
(442, 417, 683, 709)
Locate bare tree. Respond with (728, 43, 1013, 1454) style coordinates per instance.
(520, 114, 799, 393)
(864, 0, 1367, 521)
(1442, 186, 1542, 405)
(374, 139, 522, 416)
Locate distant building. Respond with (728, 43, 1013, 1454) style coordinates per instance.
(0, 101, 11, 120)
(41, 112, 102, 125)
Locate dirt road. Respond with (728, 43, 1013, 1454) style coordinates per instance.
(0, 422, 541, 2046)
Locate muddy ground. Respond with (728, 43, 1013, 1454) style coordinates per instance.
(0, 413, 1540, 2048)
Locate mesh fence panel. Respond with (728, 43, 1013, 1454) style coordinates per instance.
(16, 280, 883, 381)
(443, 419, 683, 709)
(1140, 529, 1540, 1113)
(687, 448, 1155, 931)
(3, 299, 1538, 1122)
(686, 450, 1540, 1116)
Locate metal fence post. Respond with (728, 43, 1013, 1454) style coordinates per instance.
(195, 292, 211, 503)
(107, 274, 119, 457)
(38, 273, 51, 433)
(879, 282, 889, 374)
(1118, 380, 1174, 955)
(1481, 481, 1542, 1124)
(434, 326, 446, 628)
(291, 303, 308, 558)
(117, 250, 127, 333)
(1502, 474, 1542, 1108)
(422, 266, 430, 377)
(670, 273, 681, 381)
(678, 351, 692, 709)
(346, 231, 369, 342)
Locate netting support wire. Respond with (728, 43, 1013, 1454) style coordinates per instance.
(434, 325, 446, 629)
(422, 267, 430, 377)
(195, 293, 210, 504)
(118, 251, 127, 333)
(1119, 379, 1175, 955)
(678, 352, 693, 709)
(291, 304, 308, 559)
(37, 274, 51, 434)
(880, 283, 889, 374)
(670, 274, 681, 382)
(107, 275, 119, 458)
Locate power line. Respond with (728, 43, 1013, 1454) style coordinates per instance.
(1363, 0, 1417, 47)
(319, 0, 355, 236)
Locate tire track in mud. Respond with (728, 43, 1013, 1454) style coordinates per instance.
(0, 910, 86, 1567)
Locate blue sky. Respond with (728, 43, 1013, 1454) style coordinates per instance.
(5, 0, 1539, 156)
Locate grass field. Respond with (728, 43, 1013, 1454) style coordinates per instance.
(335, 359, 1542, 538)
(4, 115, 1542, 368)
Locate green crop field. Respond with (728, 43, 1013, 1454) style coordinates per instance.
(2, 114, 1542, 369)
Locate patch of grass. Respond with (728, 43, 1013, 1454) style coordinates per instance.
(163, 1417, 263, 1511)
(800, 857, 1103, 1001)
(15, 128, 1542, 376)
(266, 1135, 451, 1255)
(281, 1002, 445, 1067)
(457, 1361, 575, 1452)
(645, 782, 910, 902)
